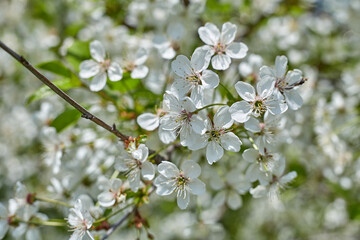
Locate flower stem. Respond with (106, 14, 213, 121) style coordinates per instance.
(219, 82, 236, 101)
(16, 218, 67, 227)
(193, 103, 227, 113)
(35, 196, 72, 208)
(94, 204, 132, 224)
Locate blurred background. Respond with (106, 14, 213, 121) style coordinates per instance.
(0, 0, 360, 239)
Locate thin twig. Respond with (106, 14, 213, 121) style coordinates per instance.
(0, 40, 129, 142)
(101, 208, 135, 240)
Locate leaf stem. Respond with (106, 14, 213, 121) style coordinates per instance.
(35, 196, 72, 208)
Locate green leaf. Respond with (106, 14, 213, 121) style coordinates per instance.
(27, 77, 82, 103)
(50, 108, 82, 132)
(37, 60, 72, 77)
(107, 77, 141, 93)
(67, 40, 90, 60)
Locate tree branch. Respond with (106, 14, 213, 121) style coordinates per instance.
(0, 40, 129, 142)
(101, 208, 134, 240)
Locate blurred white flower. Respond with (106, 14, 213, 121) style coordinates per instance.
(79, 40, 123, 92)
(97, 178, 126, 208)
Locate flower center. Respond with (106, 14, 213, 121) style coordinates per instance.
(186, 73, 201, 85)
(101, 59, 111, 72)
(214, 42, 226, 54)
(176, 172, 190, 191)
(251, 97, 267, 116)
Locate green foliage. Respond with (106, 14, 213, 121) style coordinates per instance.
(37, 60, 72, 78)
(50, 108, 82, 132)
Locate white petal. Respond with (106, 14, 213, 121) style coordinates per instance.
(275, 55, 288, 78)
(259, 66, 276, 80)
(220, 132, 241, 152)
(167, 22, 184, 40)
(246, 163, 260, 182)
(108, 62, 123, 81)
(234, 81, 256, 101)
(244, 117, 261, 132)
(225, 42, 248, 59)
(159, 46, 176, 59)
(206, 141, 224, 164)
(89, 72, 107, 92)
(189, 178, 206, 195)
(284, 89, 303, 110)
(212, 191, 226, 207)
(242, 148, 258, 163)
(229, 101, 252, 123)
(157, 161, 179, 178)
(267, 93, 288, 115)
(171, 55, 193, 78)
(158, 127, 177, 144)
(134, 48, 148, 65)
(181, 160, 201, 178)
(227, 191, 242, 210)
(132, 144, 149, 161)
(249, 185, 267, 198)
(0, 203, 7, 218)
(12, 224, 27, 238)
(191, 47, 211, 73)
(154, 176, 176, 195)
(137, 113, 159, 131)
(163, 93, 182, 112)
(110, 178, 123, 192)
(186, 133, 208, 151)
(141, 161, 155, 180)
(129, 171, 141, 192)
(190, 114, 207, 134)
(131, 65, 148, 79)
(172, 78, 191, 97)
(177, 190, 190, 209)
(198, 23, 220, 45)
(220, 22, 237, 45)
(190, 85, 205, 108)
(211, 54, 231, 70)
(79, 60, 100, 78)
(279, 171, 297, 185)
(90, 40, 105, 62)
(285, 69, 303, 85)
(0, 221, 8, 239)
(182, 97, 197, 112)
(97, 192, 116, 208)
(201, 70, 219, 89)
(214, 106, 233, 129)
(257, 77, 275, 99)
(115, 158, 130, 172)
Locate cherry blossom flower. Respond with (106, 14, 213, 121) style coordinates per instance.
(79, 40, 123, 92)
(67, 199, 94, 240)
(154, 160, 205, 209)
(249, 157, 297, 208)
(171, 47, 219, 107)
(115, 144, 155, 192)
(159, 93, 207, 147)
(187, 106, 241, 164)
(259, 55, 306, 110)
(0, 203, 9, 239)
(123, 47, 149, 79)
(97, 179, 126, 208)
(243, 148, 280, 185)
(229, 78, 287, 123)
(153, 22, 184, 59)
(198, 22, 248, 70)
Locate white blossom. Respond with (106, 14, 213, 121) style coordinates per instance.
(198, 22, 248, 70)
(229, 78, 287, 123)
(259, 55, 305, 110)
(154, 160, 205, 209)
(97, 178, 126, 208)
(115, 144, 155, 192)
(79, 40, 123, 92)
(171, 48, 219, 107)
(67, 199, 94, 240)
